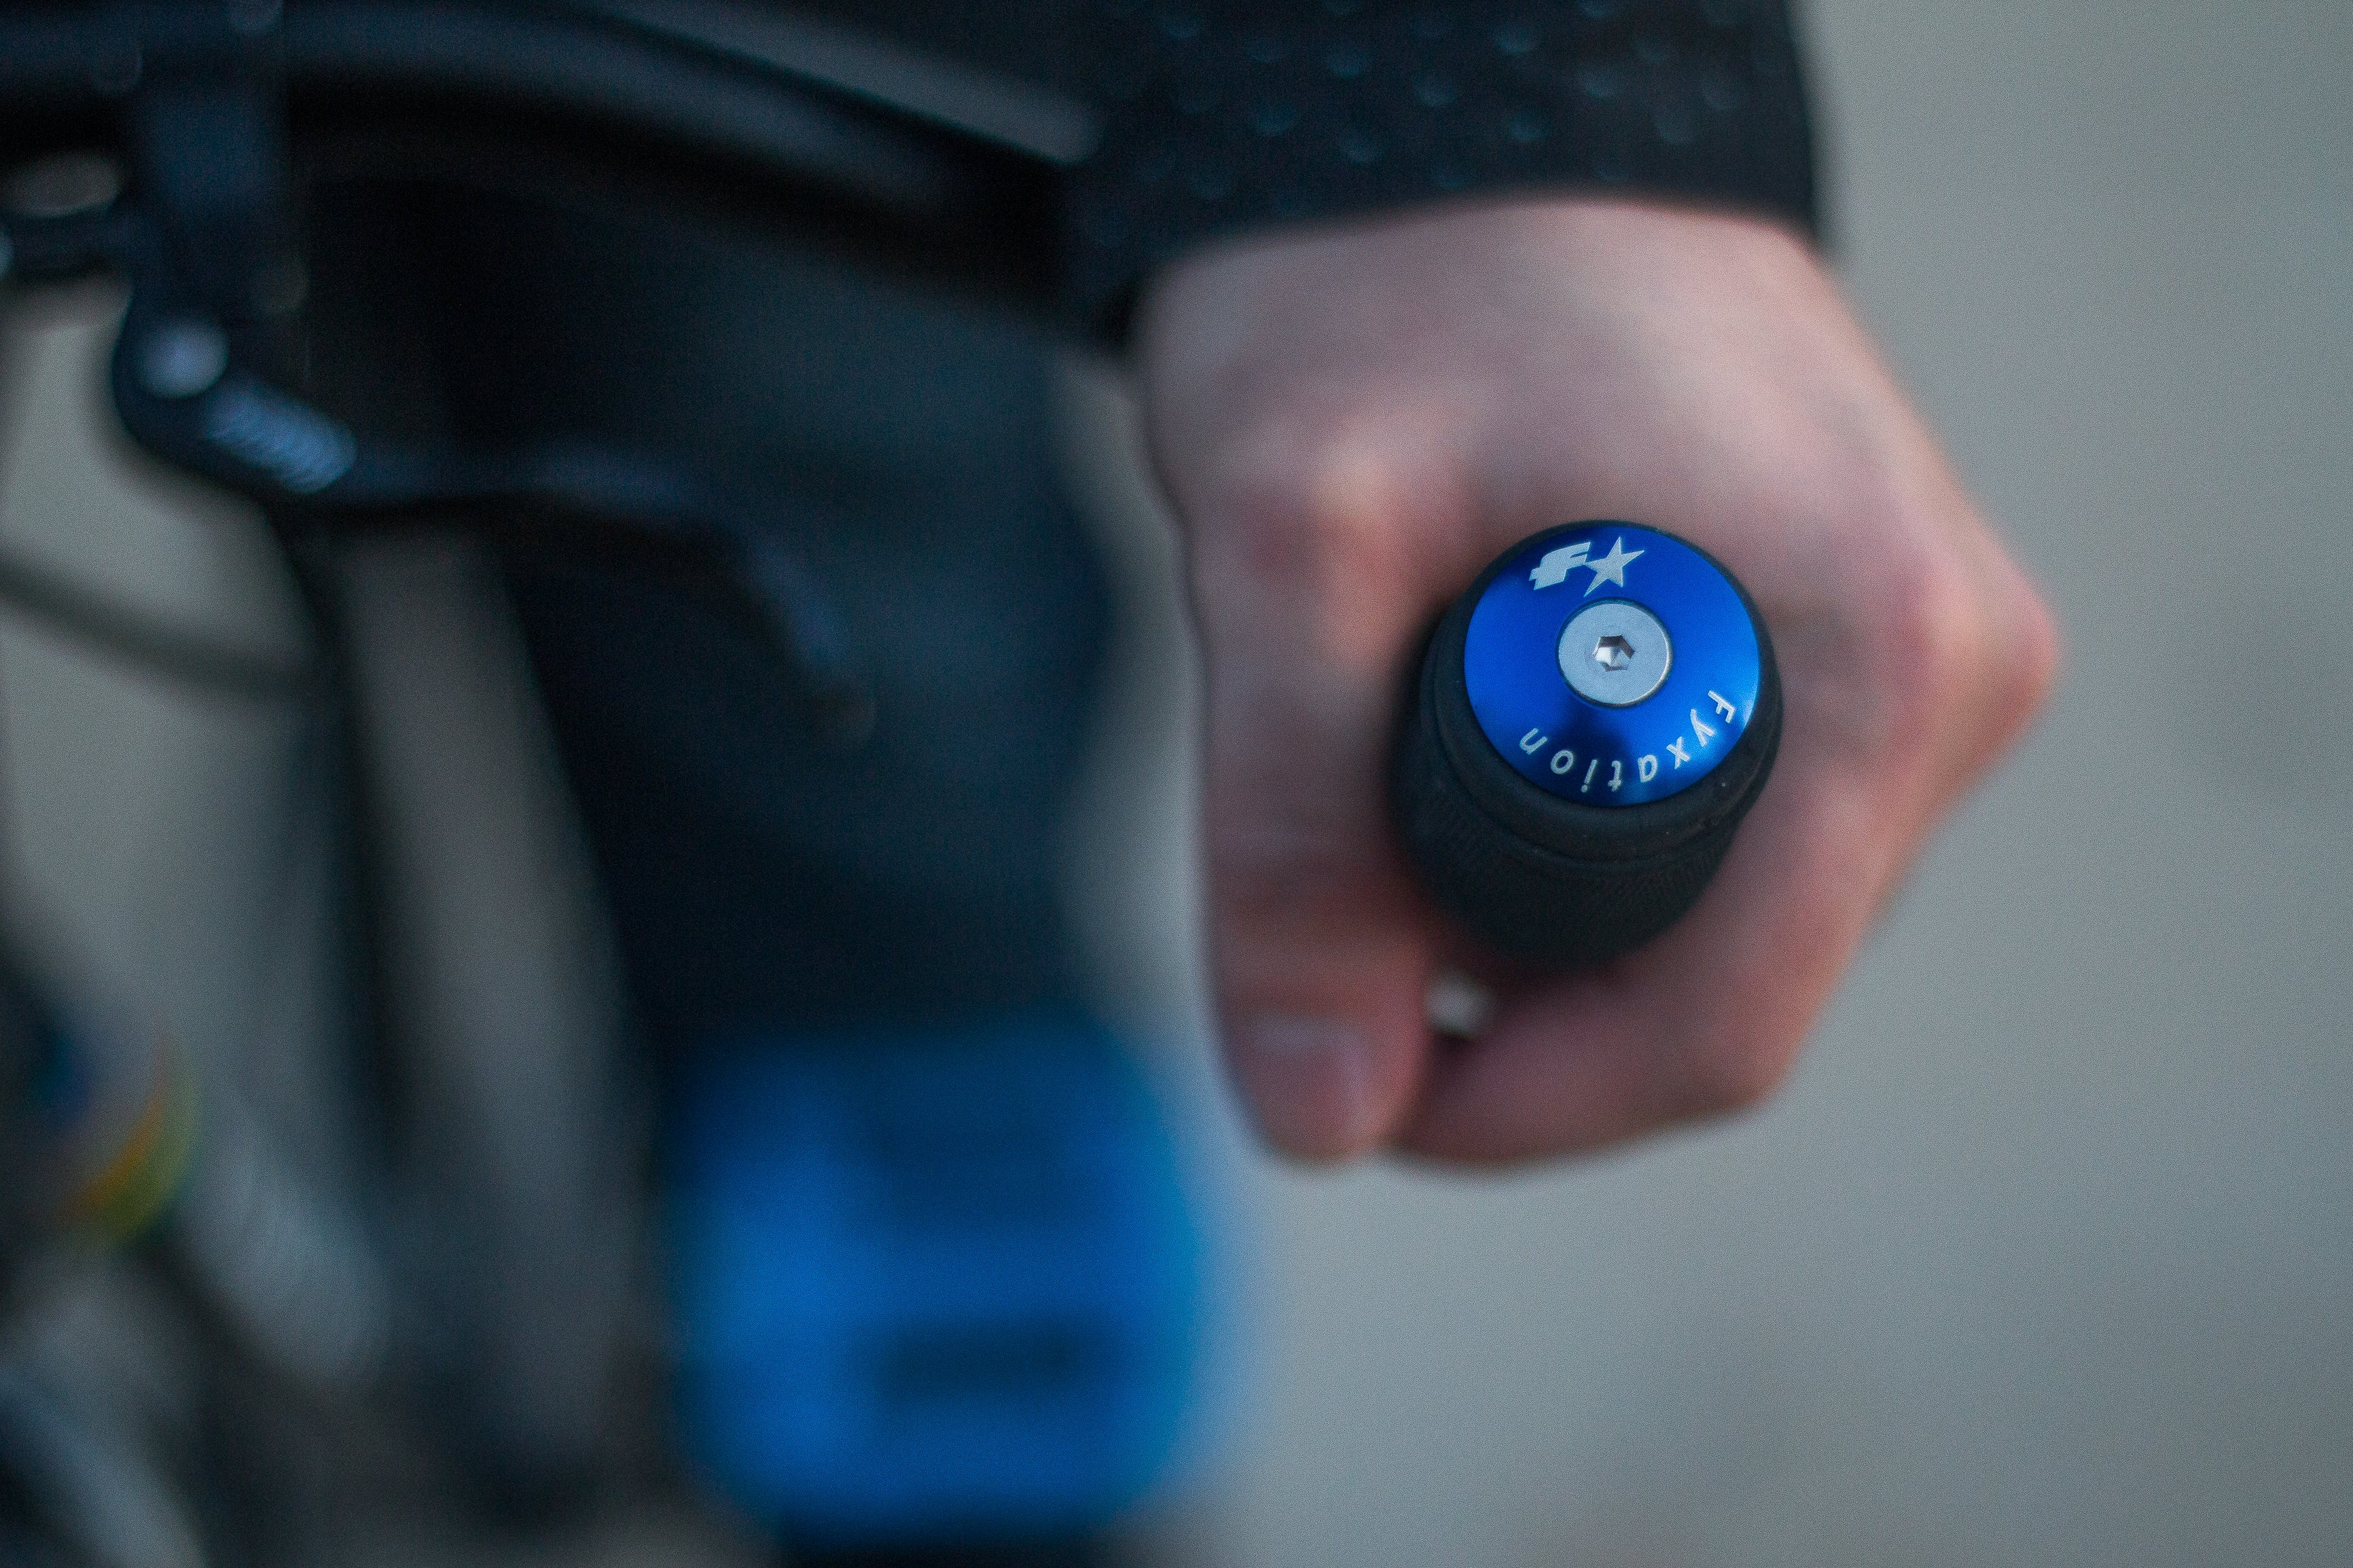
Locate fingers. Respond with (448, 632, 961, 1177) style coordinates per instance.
(1202, 669, 1431, 1159)
(1195, 587, 1431, 1152)
(1183, 475, 1456, 1159)
(1197, 691, 1437, 1159)
(1390, 496, 2055, 1163)
(1397, 746, 1890, 1163)
(1128, 199, 2062, 1167)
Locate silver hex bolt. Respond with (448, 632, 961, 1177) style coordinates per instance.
(1558, 600, 1673, 707)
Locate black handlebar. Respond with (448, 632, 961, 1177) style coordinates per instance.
(1, 1, 1068, 311)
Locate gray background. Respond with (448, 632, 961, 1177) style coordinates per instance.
(1, 1, 2347, 1564)
(1079, 1, 2353, 1561)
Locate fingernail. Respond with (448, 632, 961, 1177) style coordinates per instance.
(1234, 1014, 1378, 1156)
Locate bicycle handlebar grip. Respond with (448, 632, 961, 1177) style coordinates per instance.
(1393, 521, 1782, 968)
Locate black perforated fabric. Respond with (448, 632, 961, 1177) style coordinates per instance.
(1064, 1, 1818, 332)
(797, 1, 1821, 340)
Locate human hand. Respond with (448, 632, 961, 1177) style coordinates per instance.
(1136, 198, 2058, 1164)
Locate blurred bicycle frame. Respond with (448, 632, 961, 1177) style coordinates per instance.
(0, 6, 1214, 1564)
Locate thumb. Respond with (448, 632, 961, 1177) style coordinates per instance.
(1182, 474, 1454, 1160)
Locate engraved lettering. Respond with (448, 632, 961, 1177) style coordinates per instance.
(1668, 738, 1691, 767)
(1690, 710, 1717, 748)
(1581, 758, 1599, 792)
(1638, 754, 1659, 782)
(1709, 690, 1738, 723)
(1549, 748, 1577, 775)
(1528, 543, 1590, 589)
(1518, 727, 1547, 754)
(1609, 759, 1623, 792)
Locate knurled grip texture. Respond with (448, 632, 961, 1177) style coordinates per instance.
(1390, 555, 1781, 967)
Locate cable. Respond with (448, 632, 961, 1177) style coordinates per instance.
(0, 546, 315, 701)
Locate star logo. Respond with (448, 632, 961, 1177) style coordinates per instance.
(1581, 536, 1642, 595)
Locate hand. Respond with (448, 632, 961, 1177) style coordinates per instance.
(1136, 198, 2058, 1164)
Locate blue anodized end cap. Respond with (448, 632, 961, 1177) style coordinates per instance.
(1461, 522, 1761, 807)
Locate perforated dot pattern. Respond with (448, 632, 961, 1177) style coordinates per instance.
(1065, 0, 1817, 335)
(787, 0, 1818, 340)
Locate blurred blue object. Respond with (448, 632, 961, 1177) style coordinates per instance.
(668, 1015, 1204, 1545)
(1463, 522, 1765, 807)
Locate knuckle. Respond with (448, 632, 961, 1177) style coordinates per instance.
(1672, 1029, 1795, 1118)
(1188, 410, 1465, 607)
(1992, 577, 2063, 729)
(1215, 438, 1396, 571)
(1816, 433, 2067, 726)
(1867, 541, 1983, 735)
(1833, 471, 2062, 765)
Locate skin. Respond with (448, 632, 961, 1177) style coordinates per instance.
(1134, 198, 2059, 1166)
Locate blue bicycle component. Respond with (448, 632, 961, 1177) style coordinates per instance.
(668, 1015, 1204, 1547)
(1393, 519, 1782, 966)
(1461, 522, 1762, 807)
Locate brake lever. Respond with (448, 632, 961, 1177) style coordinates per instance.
(0, 194, 876, 748)
(118, 304, 877, 745)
